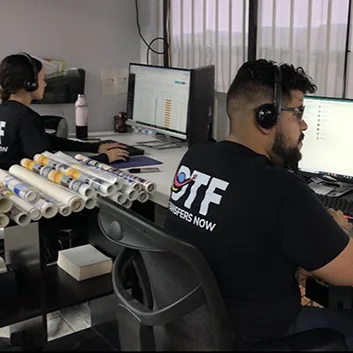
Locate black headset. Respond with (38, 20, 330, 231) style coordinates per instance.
(255, 64, 282, 129)
(18, 52, 39, 92)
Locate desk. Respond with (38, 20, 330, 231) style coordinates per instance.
(71, 131, 188, 209)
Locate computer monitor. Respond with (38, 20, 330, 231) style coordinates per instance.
(298, 96, 353, 183)
(127, 63, 191, 140)
(126, 63, 215, 148)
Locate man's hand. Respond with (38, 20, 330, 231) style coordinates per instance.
(327, 208, 353, 235)
(98, 142, 126, 154)
(104, 148, 129, 163)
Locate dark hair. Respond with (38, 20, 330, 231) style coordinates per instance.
(226, 59, 317, 117)
(0, 54, 42, 101)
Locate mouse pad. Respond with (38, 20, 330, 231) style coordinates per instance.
(110, 155, 163, 169)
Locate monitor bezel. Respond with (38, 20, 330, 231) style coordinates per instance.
(127, 63, 192, 140)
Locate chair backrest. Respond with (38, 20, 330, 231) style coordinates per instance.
(97, 197, 236, 351)
(41, 115, 68, 138)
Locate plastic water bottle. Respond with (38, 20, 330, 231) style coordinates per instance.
(75, 94, 88, 139)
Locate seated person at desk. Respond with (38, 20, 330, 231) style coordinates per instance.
(165, 59, 353, 349)
(0, 53, 129, 170)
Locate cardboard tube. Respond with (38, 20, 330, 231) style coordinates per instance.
(0, 194, 12, 213)
(37, 191, 72, 217)
(137, 191, 149, 203)
(122, 199, 132, 209)
(0, 186, 41, 221)
(122, 184, 138, 201)
(83, 197, 97, 210)
(0, 169, 39, 202)
(0, 214, 10, 228)
(32, 198, 58, 219)
(109, 192, 127, 205)
(7, 205, 31, 226)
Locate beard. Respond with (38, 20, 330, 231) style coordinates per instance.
(270, 131, 304, 169)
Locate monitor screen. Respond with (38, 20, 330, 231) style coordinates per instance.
(127, 64, 191, 140)
(298, 96, 353, 181)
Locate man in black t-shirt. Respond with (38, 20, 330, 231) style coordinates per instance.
(164, 59, 353, 349)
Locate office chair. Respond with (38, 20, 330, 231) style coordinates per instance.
(41, 115, 68, 138)
(97, 197, 347, 351)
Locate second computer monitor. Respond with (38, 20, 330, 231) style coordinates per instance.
(299, 96, 353, 182)
(127, 63, 191, 140)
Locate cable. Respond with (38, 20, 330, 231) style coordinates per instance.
(135, 0, 169, 65)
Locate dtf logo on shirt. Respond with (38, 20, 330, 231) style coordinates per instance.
(0, 121, 8, 152)
(169, 165, 229, 232)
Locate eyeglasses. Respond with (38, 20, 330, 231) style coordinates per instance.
(281, 106, 305, 119)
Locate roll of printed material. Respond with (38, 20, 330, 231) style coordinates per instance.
(0, 214, 9, 228)
(7, 204, 31, 227)
(59, 152, 119, 185)
(114, 180, 123, 192)
(9, 165, 83, 212)
(51, 152, 124, 191)
(31, 198, 58, 219)
(0, 186, 41, 221)
(122, 184, 138, 201)
(82, 197, 97, 210)
(0, 169, 39, 202)
(37, 191, 72, 217)
(0, 194, 12, 214)
(74, 154, 133, 185)
(34, 154, 116, 196)
(74, 155, 153, 193)
(114, 170, 154, 194)
(123, 198, 132, 209)
(51, 151, 76, 164)
(109, 191, 127, 205)
(21, 158, 95, 199)
(137, 191, 149, 203)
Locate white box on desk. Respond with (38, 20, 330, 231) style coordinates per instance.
(57, 244, 113, 281)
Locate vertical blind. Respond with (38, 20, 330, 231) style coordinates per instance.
(257, 0, 349, 97)
(170, 0, 350, 97)
(170, 0, 249, 92)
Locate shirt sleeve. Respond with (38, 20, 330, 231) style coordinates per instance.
(18, 113, 52, 158)
(275, 176, 349, 271)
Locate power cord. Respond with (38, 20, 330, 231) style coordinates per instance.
(135, 0, 169, 65)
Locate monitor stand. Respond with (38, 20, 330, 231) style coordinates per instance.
(135, 134, 187, 150)
(311, 177, 353, 197)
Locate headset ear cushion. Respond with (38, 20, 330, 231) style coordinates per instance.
(24, 80, 38, 92)
(256, 103, 278, 129)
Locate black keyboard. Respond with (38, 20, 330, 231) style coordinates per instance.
(316, 193, 353, 219)
(102, 140, 145, 157)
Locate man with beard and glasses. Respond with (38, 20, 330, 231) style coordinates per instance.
(164, 59, 353, 350)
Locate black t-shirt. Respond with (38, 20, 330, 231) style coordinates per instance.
(164, 140, 349, 343)
(0, 100, 108, 170)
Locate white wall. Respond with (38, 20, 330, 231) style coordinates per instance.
(136, 0, 165, 66)
(0, 0, 141, 132)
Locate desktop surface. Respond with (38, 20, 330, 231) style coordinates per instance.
(80, 132, 188, 208)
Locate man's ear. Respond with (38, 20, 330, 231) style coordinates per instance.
(257, 124, 273, 135)
(253, 118, 274, 135)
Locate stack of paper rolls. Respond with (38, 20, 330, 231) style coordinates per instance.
(34, 154, 117, 196)
(9, 165, 84, 212)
